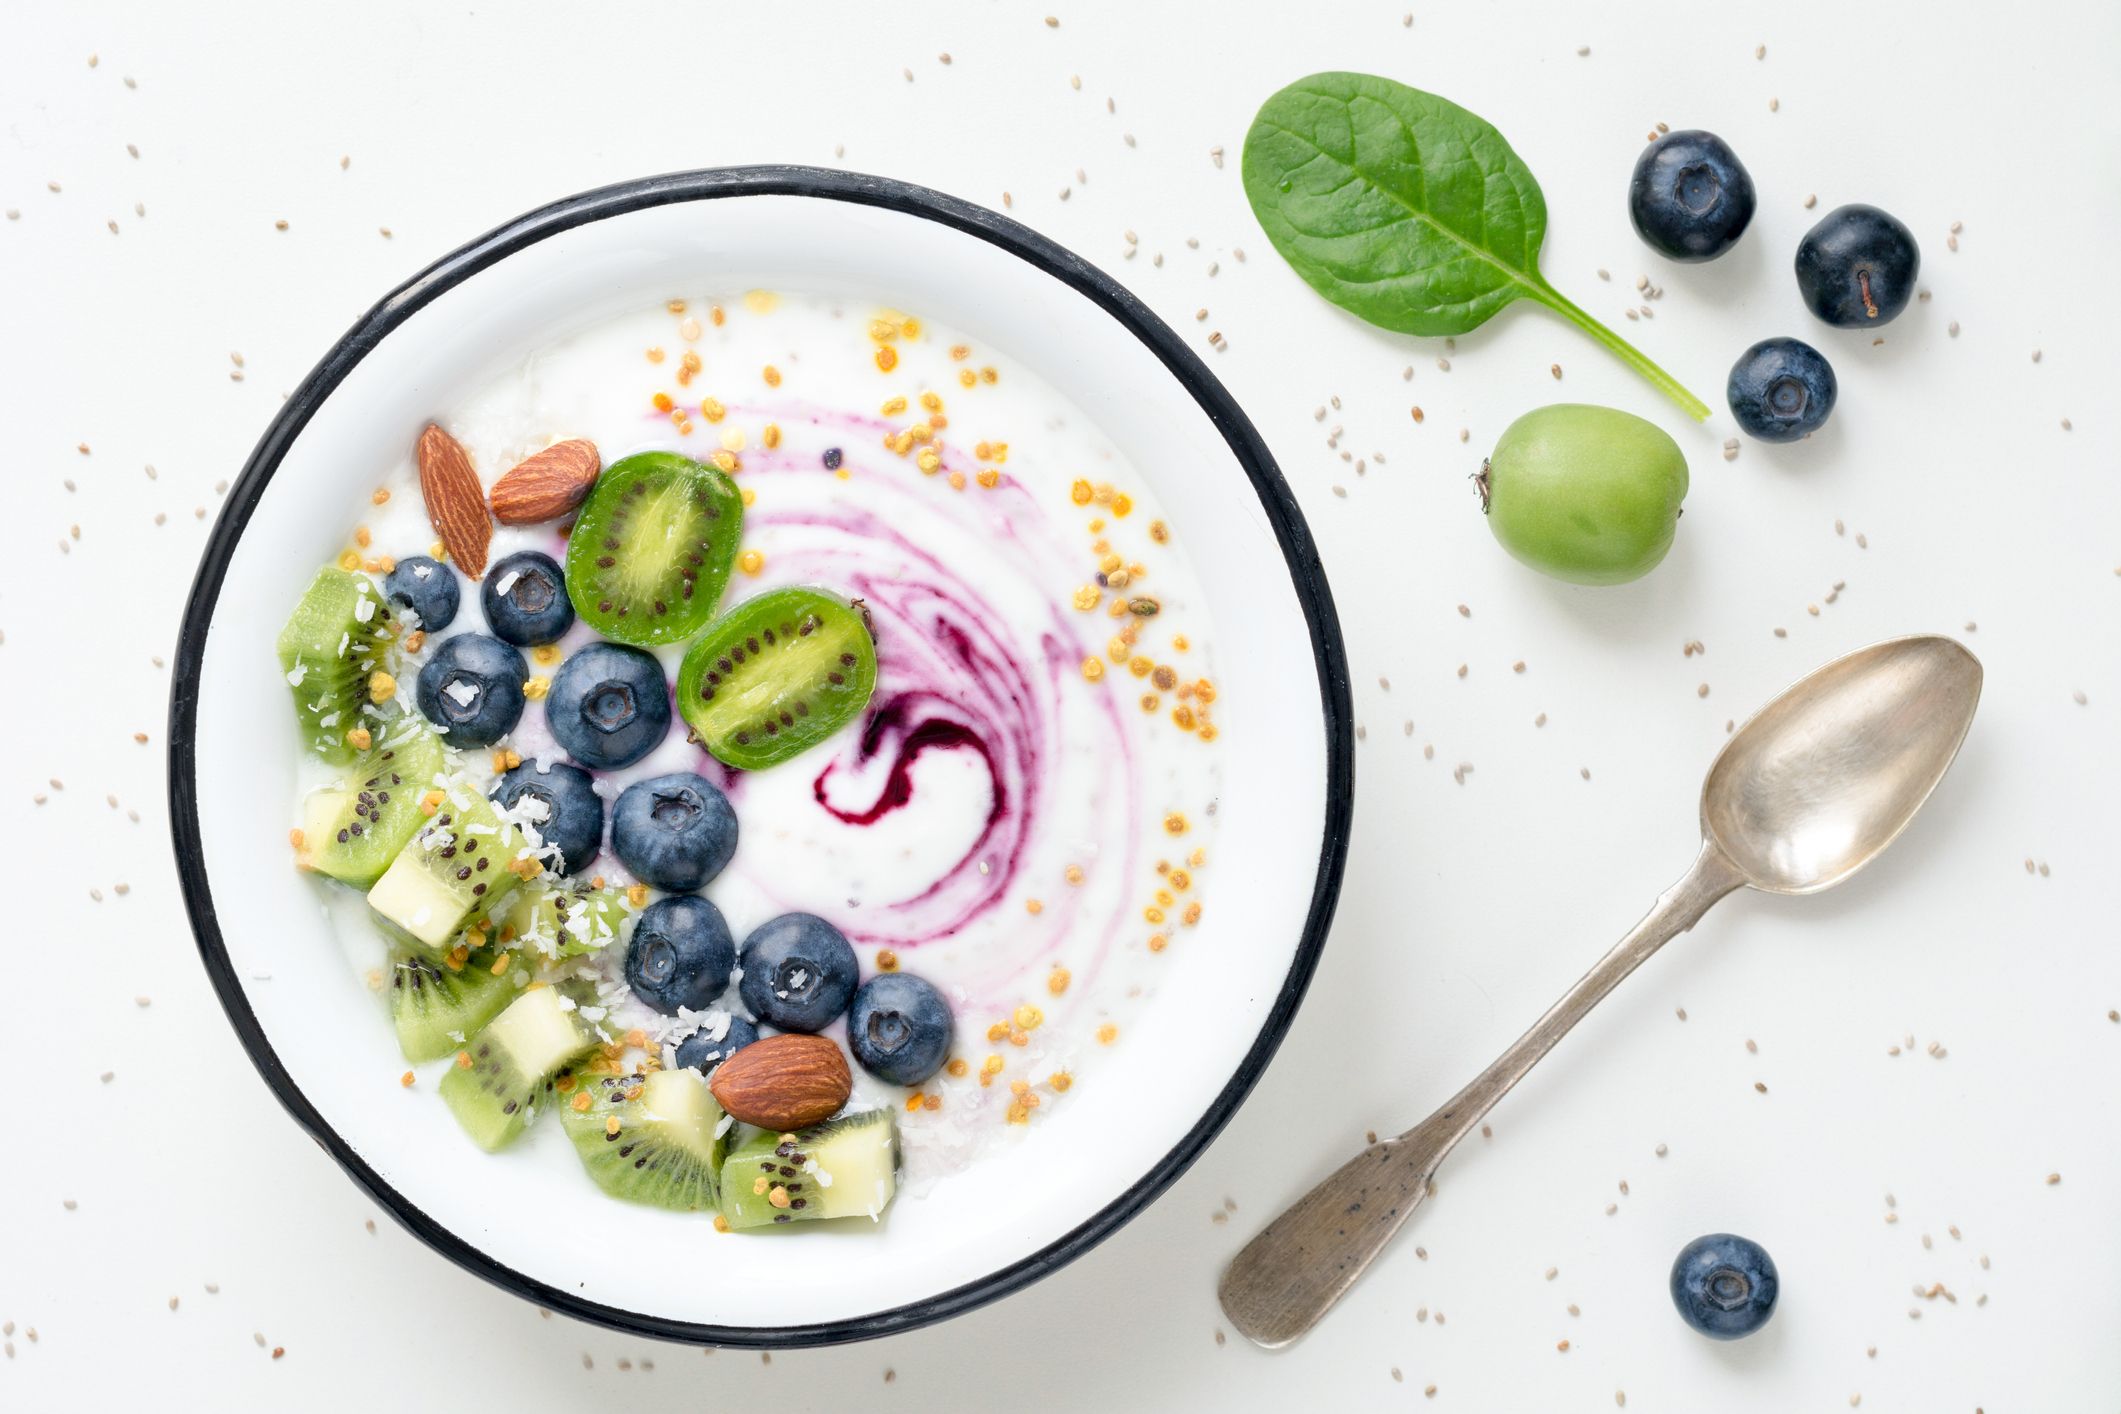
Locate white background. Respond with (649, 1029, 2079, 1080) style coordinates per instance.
(3, 0, 2116, 1408)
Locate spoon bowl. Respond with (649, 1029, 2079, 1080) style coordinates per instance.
(1703, 636, 1983, 893)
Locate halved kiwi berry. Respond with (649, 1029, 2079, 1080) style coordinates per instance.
(277, 565, 395, 763)
(564, 451, 742, 647)
(676, 587, 879, 770)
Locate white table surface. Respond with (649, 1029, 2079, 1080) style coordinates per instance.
(5, 0, 2116, 1407)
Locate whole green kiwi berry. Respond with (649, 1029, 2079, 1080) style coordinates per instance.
(1477, 404, 1689, 585)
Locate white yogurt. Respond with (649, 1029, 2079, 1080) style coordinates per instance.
(304, 292, 1227, 1182)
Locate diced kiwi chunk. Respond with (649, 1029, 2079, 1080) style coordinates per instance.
(367, 784, 526, 952)
(295, 720, 445, 889)
(277, 566, 396, 763)
(719, 1107, 899, 1229)
(494, 878, 634, 960)
(676, 587, 878, 770)
(388, 948, 536, 1063)
(557, 1068, 728, 1211)
(438, 986, 595, 1151)
(564, 452, 743, 647)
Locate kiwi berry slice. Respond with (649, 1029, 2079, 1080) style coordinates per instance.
(296, 719, 445, 889)
(388, 948, 534, 1063)
(366, 784, 527, 952)
(494, 877, 633, 960)
(676, 587, 879, 770)
(277, 565, 395, 763)
(719, 1107, 899, 1229)
(564, 451, 742, 647)
(558, 1068, 728, 1211)
(438, 985, 596, 1151)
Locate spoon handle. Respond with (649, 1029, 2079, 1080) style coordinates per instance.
(1217, 841, 1747, 1349)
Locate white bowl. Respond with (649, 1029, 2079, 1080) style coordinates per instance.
(170, 167, 1353, 1345)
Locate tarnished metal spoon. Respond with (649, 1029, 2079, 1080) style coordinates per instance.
(1219, 635, 1983, 1349)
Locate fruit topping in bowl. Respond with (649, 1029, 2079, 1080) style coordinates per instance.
(439, 985, 596, 1152)
(490, 759, 604, 876)
(611, 772, 739, 892)
(677, 586, 879, 770)
(382, 554, 460, 632)
(545, 641, 671, 770)
(278, 566, 396, 763)
(625, 895, 737, 1014)
(720, 1109, 899, 1228)
(848, 973, 954, 1086)
(415, 633, 528, 748)
(565, 451, 743, 646)
(481, 549, 576, 646)
(558, 1068, 729, 1212)
(739, 913, 860, 1033)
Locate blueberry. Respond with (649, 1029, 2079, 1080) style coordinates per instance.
(1628, 130, 1755, 263)
(1727, 337, 1838, 443)
(847, 973, 953, 1085)
(414, 633, 526, 747)
(546, 642, 670, 770)
(674, 1013, 760, 1072)
(382, 555, 460, 631)
(738, 914, 857, 1033)
(1795, 204, 1920, 327)
(609, 772, 737, 891)
(624, 895, 736, 1015)
(1670, 1233, 1779, 1339)
(490, 760, 603, 875)
(481, 550, 575, 646)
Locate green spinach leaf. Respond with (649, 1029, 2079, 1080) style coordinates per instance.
(1244, 72, 1709, 421)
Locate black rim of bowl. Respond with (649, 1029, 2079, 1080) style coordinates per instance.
(167, 165, 1355, 1348)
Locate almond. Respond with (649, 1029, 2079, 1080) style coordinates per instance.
(415, 423, 491, 578)
(490, 439, 601, 525)
(708, 1032, 851, 1131)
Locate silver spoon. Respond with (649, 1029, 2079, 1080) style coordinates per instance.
(1219, 634, 1982, 1349)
